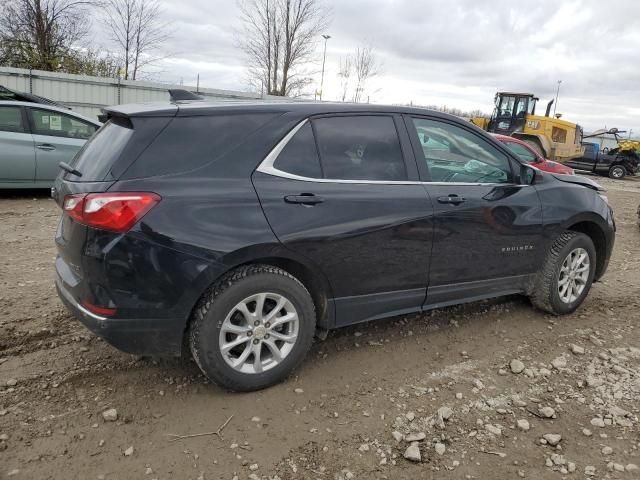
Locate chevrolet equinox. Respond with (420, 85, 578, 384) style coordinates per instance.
(53, 100, 615, 391)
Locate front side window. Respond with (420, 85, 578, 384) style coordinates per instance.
(411, 117, 513, 183)
(0, 106, 25, 133)
(312, 116, 407, 181)
(30, 108, 97, 139)
(502, 141, 538, 162)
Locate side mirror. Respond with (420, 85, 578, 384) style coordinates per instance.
(520, 164, 536, 185)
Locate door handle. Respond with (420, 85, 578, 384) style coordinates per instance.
(437, 195, 466, 205)
(36, 144, 56, 151)
(284, 193, 324, 205)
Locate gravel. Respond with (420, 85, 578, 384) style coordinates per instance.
(542, 434, 562, 446)
(403, 443, 421, 462)
(510, 359, 525, 374)
(101, 408, 118, 422)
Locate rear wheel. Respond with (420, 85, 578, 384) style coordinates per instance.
(609, 165, 626, 179)
(529, 231, 596, 315)
(189, 265, 316, 391)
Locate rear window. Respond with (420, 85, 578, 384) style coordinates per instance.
(122, 113, 278, 179)
(67, 117, 134, 181)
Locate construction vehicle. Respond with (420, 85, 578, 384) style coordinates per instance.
(471, 92, 583, 162)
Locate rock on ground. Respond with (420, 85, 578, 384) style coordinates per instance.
(510, 359, 525, 374)
(102, 408, 118, 422)
(404, 443, 421, 462)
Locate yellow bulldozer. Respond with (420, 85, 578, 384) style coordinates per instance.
(471, 92, 583, 161)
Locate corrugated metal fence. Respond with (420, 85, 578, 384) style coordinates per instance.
(0, 66, 272, 120)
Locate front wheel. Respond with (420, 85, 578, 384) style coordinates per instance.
(609, 165, 627, 179)
(189, 265, 316, 391)
(529, 231, 596, 315)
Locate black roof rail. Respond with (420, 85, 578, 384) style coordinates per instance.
(168, 89, 203, 102)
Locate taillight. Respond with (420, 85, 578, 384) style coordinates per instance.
(63, 192, 161, 232)
(80, 299, 117, 317)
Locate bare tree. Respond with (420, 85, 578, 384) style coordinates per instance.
(352, 45, 380, 103)
(101, 0, 170, 80)
(0, 0, 92, 71)
(238, 0, 330, 97)
(337, 55, 352, 102)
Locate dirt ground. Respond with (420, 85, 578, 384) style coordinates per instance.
(1, 175, 639, 480)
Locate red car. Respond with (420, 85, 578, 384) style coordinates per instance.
(492, 134, 574, 175)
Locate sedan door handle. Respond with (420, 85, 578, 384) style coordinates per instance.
(36, 144, 56, 151)
(284, 193, 324, 205)
(437, 195, 466, 205)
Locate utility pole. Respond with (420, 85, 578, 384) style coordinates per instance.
(553, 80, 562, 116)
(319, 34, 331, 101)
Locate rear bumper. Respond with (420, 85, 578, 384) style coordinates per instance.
(56, 277, 185, 356)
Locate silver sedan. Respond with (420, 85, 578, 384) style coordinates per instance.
(0, 101, 101, 188)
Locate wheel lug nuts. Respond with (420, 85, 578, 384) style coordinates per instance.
(253, 339, 259, 345)
(264, 334, 270, 339)
(254, 320, 260, 326)
(265, 322, 270, 328)
(247, 331, 252, 336)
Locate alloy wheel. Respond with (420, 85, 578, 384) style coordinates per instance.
(219, 292, 299, 374)
(557, 248, 590, 304)
(611, 167, 624, 178)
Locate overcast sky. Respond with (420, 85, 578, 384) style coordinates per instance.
(102, 0, 640, 135)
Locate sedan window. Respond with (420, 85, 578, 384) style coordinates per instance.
(30, 108, 97, 139)
(0, 106, 25, 133)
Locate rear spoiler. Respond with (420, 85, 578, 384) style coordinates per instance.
(98, 89, 200, 122)
(168, 89, 203, 102)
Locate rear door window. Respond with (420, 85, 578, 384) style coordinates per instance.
(0, 106, 25, 133)
(312, 116, 407, 181)
(30, 108, 97, 139)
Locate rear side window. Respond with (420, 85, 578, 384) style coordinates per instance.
(312, 116, 407, 181)
(30, 108, 97, 139)
(0, 106, 25, 133)
(124, 113, 278, 179)
(273, 123, 322, 178)
(67, 117, 134, 181)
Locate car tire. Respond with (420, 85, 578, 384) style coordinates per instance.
(609, 165, 626, 179)
(529, 231, 596, 315)
(189, 264, 316, 392)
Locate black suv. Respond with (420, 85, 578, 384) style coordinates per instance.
(53, 101, 615, 391)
